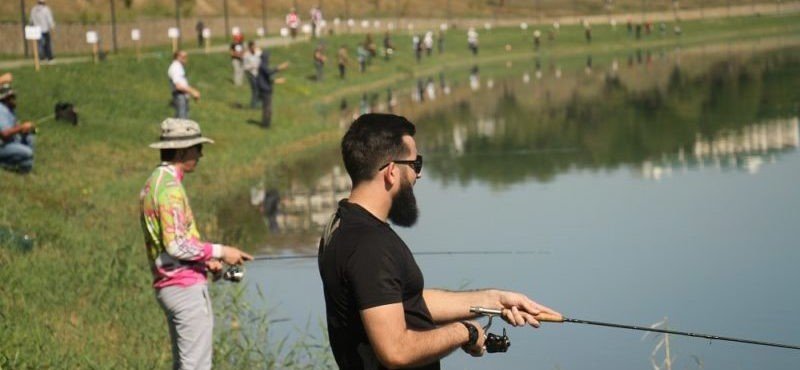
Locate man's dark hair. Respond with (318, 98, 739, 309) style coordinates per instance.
(341, 113, 416, 185)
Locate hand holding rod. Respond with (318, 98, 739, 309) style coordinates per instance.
(469, 307, 800, 351)
(470, 306, 565, 323)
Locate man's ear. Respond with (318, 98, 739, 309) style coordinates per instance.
(382, 162, 397, 188)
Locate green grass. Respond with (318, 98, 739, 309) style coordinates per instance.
(1, 13, 799, 368)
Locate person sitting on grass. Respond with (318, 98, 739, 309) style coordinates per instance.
(0, 83, 36, 173)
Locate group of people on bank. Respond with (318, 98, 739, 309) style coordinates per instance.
(168, 41, 288, 128)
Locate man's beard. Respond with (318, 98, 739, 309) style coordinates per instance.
(387, 177, 419, 227)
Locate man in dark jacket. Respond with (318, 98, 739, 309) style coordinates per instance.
(256, 51, 289, 128)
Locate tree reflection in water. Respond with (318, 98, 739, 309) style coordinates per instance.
(414, 49, 800, 188)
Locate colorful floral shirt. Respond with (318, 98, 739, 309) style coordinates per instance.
(139, 164, 222, 289)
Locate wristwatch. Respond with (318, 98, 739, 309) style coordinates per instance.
(460, 321, 479, 346)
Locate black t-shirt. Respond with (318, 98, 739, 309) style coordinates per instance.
(318, 200, 439, 370)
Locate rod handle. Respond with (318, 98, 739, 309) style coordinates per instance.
(534, 312, 564, 323)
(470, 306, 564, 323)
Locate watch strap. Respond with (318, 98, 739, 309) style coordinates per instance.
(460, 321, 479, 346)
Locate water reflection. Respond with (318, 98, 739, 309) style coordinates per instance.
(413, 49, 800, 187)
(246, 146, 351, 252)
(640, 117, 799, 179)
(228, 43, 800, 252)
(234, 41, 800, 369)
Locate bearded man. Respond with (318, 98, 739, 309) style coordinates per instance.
(317, 113, 560, 369)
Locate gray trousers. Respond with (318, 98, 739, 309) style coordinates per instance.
(39, 32, 54, 60)
(156, 284, 214, 370)
(315, 61, 324, 81)
(261, 92, 273, 128)
(246, 72, 261, 108)
(232, 59, 244, 86)
(173, 93, 189, 119)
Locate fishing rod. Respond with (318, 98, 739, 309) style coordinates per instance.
(251, 250, 546, 261)
(217, 251, 545, 283)
(470, 307, 800, 352)
(30, 103, 79, 129)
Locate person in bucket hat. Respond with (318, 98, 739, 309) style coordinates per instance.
(148, 117, 214, 149)
(0, 83, 36, 173)
(140, 118, 252, 370)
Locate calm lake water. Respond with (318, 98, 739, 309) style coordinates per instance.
(230, 39, 800, 369)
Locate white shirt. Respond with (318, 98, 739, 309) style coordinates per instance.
(168, 60, 188, 89)
(310, 8, 322, 23)
(424, 32, 434, 48)
(468, 29, 478, 44)
(243, 48, 262, 74)
(30, 4, 55, 33)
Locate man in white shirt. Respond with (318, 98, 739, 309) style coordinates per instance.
(30, 0, 56, 61)
(242, 41, 263, 109)
(168, 51, 201, 119)
(467, 28, 479, 56)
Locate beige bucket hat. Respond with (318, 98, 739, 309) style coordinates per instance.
(149, 118, 215, 149)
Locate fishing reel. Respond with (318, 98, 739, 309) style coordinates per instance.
(222, 265, 245, 282)
(212, 265, 245, 282)
(477, 309, 512, 353)
(485, 328, 511, 353)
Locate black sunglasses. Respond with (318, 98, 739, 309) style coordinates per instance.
(379, 154, 423, 175)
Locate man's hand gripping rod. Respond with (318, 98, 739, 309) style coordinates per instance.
(470, 307, 564, 353)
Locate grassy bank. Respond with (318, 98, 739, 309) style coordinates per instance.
(1, 13, 799, 368)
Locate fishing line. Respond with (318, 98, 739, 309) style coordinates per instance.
(251, 250, 547, 261)
(471, 307, 800, 351)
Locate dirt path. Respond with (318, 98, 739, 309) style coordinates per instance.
(0, 35, 297, 70)
(2, 2, 798, 71)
